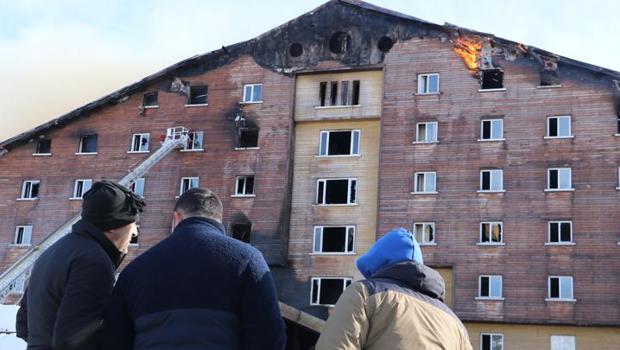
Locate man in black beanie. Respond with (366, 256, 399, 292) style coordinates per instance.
(16, 180, 145, 350)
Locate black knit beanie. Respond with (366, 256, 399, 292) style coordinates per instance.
(82, 180, 146, 231)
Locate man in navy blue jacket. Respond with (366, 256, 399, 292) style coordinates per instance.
(101, 188, 286, 350)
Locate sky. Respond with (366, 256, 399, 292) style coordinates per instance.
(1, 0, 618, 142)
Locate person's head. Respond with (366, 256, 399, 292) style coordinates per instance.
(82, 180, 146, 253)
(356, 227, 423, 279)
(172, 188, 223, 230)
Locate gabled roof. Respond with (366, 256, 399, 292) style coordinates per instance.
(2, 0, 619, 152)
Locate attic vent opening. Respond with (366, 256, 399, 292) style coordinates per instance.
(289, 42, 303, 57)
(481, 69, 504, 89)
(378, 36, 394, 53)
(329, 32, 351, 54)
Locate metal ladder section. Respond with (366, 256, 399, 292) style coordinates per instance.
(0, 127, 189, 302)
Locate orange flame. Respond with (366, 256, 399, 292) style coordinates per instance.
(454, 37, 482, 71)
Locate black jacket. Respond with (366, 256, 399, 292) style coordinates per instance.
(16, 220, 124, 350)
(100, 217, 286, 350)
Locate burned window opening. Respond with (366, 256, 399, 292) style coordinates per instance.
(352, 80, 360, 105)
(143, 91, 158, 107)
(314, 227, 355, 253)
(310, 278, 351, 306)
(329, 32, 351, 54)
(319, 82, 327, 106)
(232, 223, 252, 243)
(378, 36, 394, 53)
(289, 42, 303, 57)
(540, 71, 560, 86)
(481, 69, 503, 89)
(330, 81, 338, 105)
(188, 85, 208, 105)
(319, 130, 360, 156)
(235, 175, 255, 196)
(238, 129, 258, 148)
(317, 179, 356, 205)
(319, 80, 360, 106)
(35, 139, 51, 154)
(79, 134, 98, 153)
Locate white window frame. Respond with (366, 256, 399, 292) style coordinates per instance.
(312, 226, 356, 254)
(71, 179, 93, 200)
(185, 85, 208, 106)
(480, 333, 504, 350)
(318, 130, 361, 157)
(547, 276, 575, 301)
(414, 122, 438, 143)
(309, 277, 352, 306)
(479, 119, 504, 141)
(477, 275, 504, 300)
(34, 139, 52, 156)
(546, 221, 573, 245)
(129, 178, 145, 198)
(479, 221, 504, 245)
(417, 73, 440, 94)
(550, 335, 576, 350)
(19, 180, 40, 200)
(479, 169, 504, 192)
(413, 222, 436, 245)
(77, 134, 98, 155)
(181, 131, 205, 152)
(13, 225, 33, 246)
(179, 177, 200, 195)
(413, 172, 437, 194)
(316, 178, 357, 205)
(242, 83, 263, 103)
(546, 168, 573, 191)
(129, 133, 150, 153)
(546, 115, 573, 139)
(234, 175, 255, 197)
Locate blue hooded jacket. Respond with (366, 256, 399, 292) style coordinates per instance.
(356, 227, 423, 279)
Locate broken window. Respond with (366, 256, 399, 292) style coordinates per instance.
(481, 333, 504, 350)
(481, 69, 504, 89)
(480, 119, 503, 141)
(20, 180, 40, 199)
(318, 80, 361, 106)
(417, 73, 439, 94)
(548, 276, 573, 300)
(232, 223, 252, 243)
(480, 222, 503, 244)
(72, 179, 92, 199)
(130, 133, 150, 152)
(180, 177, 199, 195)
(129, 178, 145, 198)
(187, 85, 208, 105)
(78, 134, 98, 154)
(479, 275, 502, 299)
(547, 168, 572, 190)
(316, 179, 357, 205)
(182, 131, 204, 151)
(14, 226, 32, 245)
(243, 84, 262, 103)
(480, 169, 503, 192)
(413, 223, 435, 244)
(547, 116, 572, 138)
(313, 226, 355, 253)
(319, 130, 360, 156)
(548, 221, 572, 244)
(329, 32, 351, 54)
(550, 336, 575, 350)
(238, 129, 258, 148)
(416, 122, 438, 143)
(414, 172, 436, 193)
(143, 91, 158, 107)
(319, 82, 327, 106)
(35, 139, 51, 155)
(235, 176, 255, 196)
(310, 277, 352, 306)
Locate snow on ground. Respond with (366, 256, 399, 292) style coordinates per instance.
(0, 305, 26, 350)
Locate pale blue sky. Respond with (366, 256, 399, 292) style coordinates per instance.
(1, 0, 618, 140)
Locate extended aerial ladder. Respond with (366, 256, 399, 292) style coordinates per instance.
(0, 127, 189, 302)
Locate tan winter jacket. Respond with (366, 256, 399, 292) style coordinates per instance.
(316, 262, 472, 350)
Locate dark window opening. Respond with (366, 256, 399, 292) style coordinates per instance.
(236, 176, 255, 195)
(481, 171, 491, 190)
(560, 223, 571, 242)
(377, 36, 394, 53)
(314, 279, 350, 305)
(550, 278, 560, 298)
(329, 32, 351, 54)
(548, 117, 558, 137)
(540, 70, 560, 86)
(143, 91, 158, 107)
(317, 181, 325, 204)
(326, 180, 348, 204)
(549, 170, 558, 189)
(232, 223, 251, 243)
(550, 223, 559, 242)
(238, 129, 258, 148)
(341, 81, 349, 105)
(482, 121, 492, 139)
(616, 115, 619, 134)
(328, 131, 352, 155)
(481, 335, 491, 350)
(480, 277, 489, 297)
(188, 85, 208, 105)
(321, 227, 347, 252)
(481, 69, 504, 89)
(36, 139, 51, 154)
(319, 82, 327, 106)
(79, 134, 98, 153)
(352, 80, 360, 105)
(289, 42, 303, 57)
(330, 81, 338, 105)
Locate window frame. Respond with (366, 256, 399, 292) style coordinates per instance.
(412, 222, 436, 245)
(242, 83, 263, 103)
(181, 131, 205, 152)
(546, 168, 573, 191)
(77, 134, 98, 154)
(477, 275, 504, 300)
(179, 177, 200, 196)
(34, 139, 52, 155)
(13, 225, 33, 246)
(142, 91, 158, 108)
(316, 178, 357, 206)
(414, 122, 438, 143)
(479, 169, 504, 192)
(186, 85, 208, 106)
(317, 80, 361, 107)
(413, 172, 437, 194)
(417, 73, 440, 95)
(479, 118, 504, 141)
(129, 133, 150, 153)
(19, 180, 40, 200)
(546, 115, 573, 139)
(318, 129, 361, 157)
(480, 333, 504, 350)
(547, 276, 575, 301)
(129, 178, 146, 198)
(479, 221, 504, 245)
(71, 179, 93, 200)
(309, 277, 353, 306)
(547, 221, 574, 245)
(234, 175, 256, 197)
(312, 225, 356, 254)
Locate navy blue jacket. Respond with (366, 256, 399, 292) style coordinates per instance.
(100, 217, 286, 350)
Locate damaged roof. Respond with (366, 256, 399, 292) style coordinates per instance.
(2, 0, 619, 151)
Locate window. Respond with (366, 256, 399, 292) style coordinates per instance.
(183, 131, 204, 151)
(235, 176, 255, 196)
(319, 130, 360, 156)
(130, 133, 150, 152)
(143, 91, 158, 107)
(481, 69, 504, 90)
(187, 85, 208, 105)
(550, 335, 575, 350)
(413, 172, 437, 193)
(35, 139, 52, 154)
(20, 180, 40, 199)
(413, 223, 435, 245)
(7, 274, 27, 294)
(480, 119, 504, 141)
(72, 179, 93, 199)
(238, 129, 258, 148)
(417, 73, 440, 94)
(547, 116, 572, 138)
(318, 80, 360, 106)
(129, 178, 145, 198)
(316, 179, 357, 205)
(547, 168, 572, 190)
(313, 226, 355, 253)
(78, 134, 98, 153)
(14, 226, 32, 245)
(479, 275, 503, 299)
(480, 333, 504, 350)
(310, 277, 352, 306)
(548, 276, 574, 301)
(548, 221, 572, 244)
(415, 122, 438, 143)
(243, 84, 263, 103)
(480, 170, 504, 192)
(232, 223, 252, 243)
(180, 177, 199, 195)
(480, 222, 503, 244)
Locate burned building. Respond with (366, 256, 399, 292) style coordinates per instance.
(1, 1, 619, 349)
